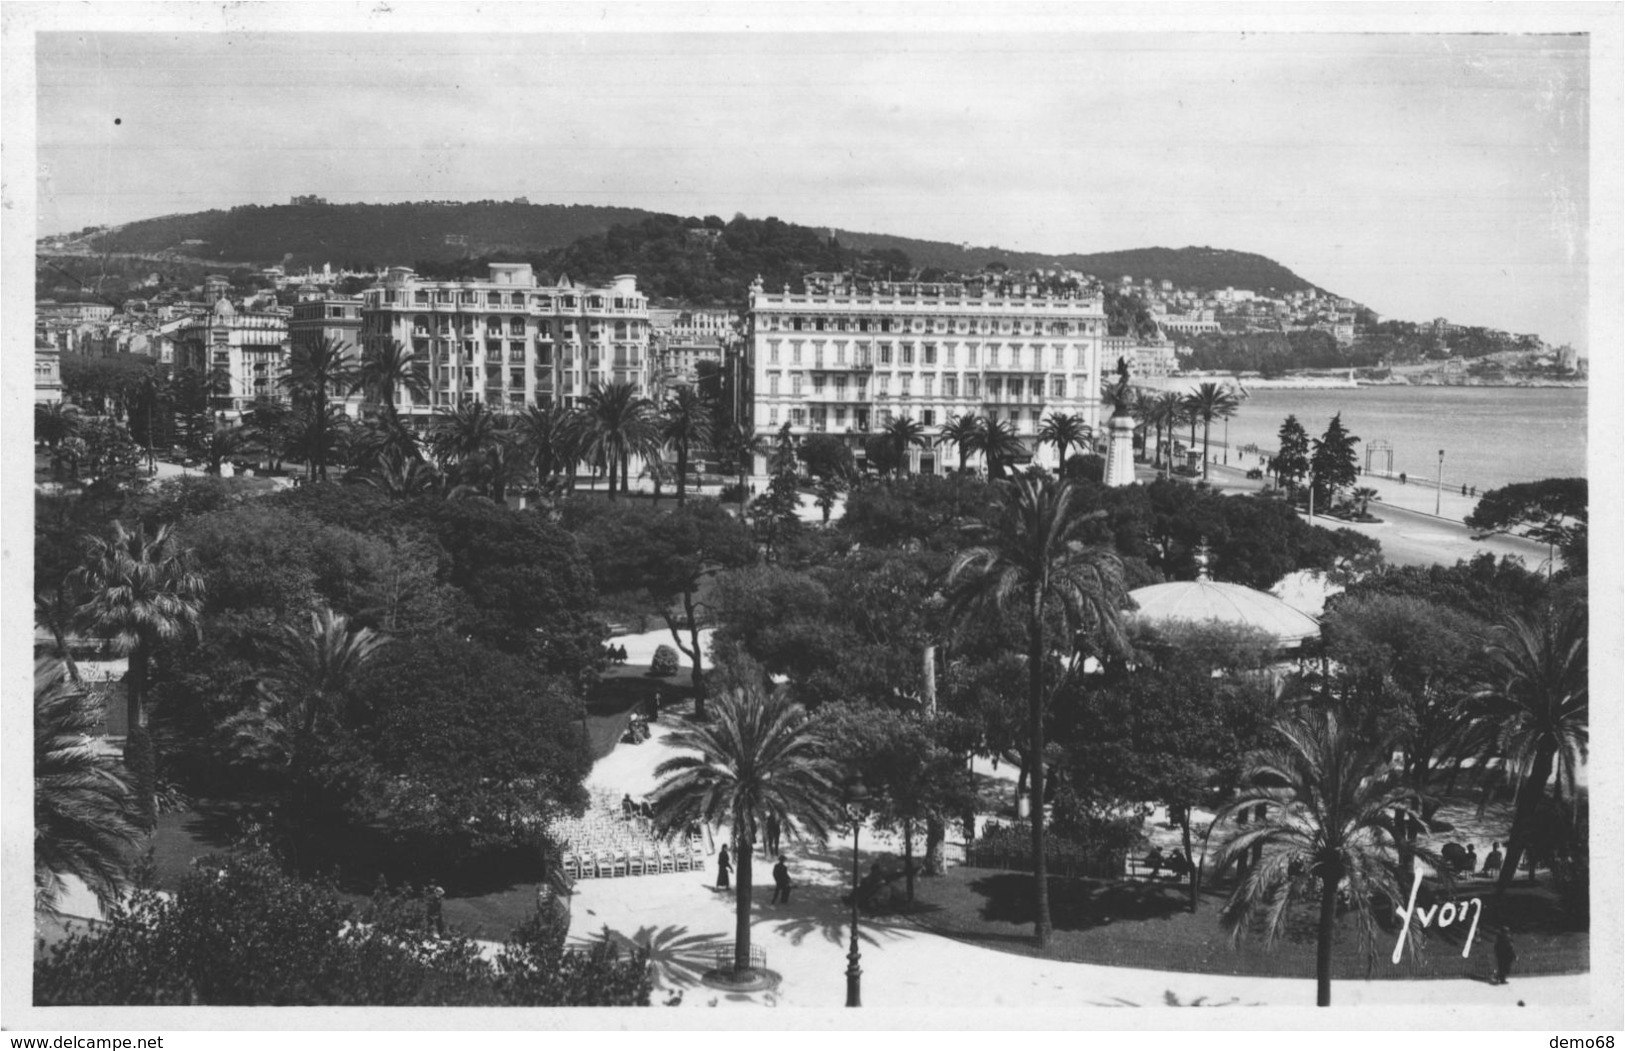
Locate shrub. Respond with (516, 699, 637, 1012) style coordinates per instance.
(719, 482, 746, 504)
(649, 644, 680, 678)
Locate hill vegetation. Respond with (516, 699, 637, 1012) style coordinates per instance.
(70, 200, 1327, 306)
(80, 201, 658, 270)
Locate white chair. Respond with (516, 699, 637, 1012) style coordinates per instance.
(628, 849, 645, 876)
(658, 847, 676, 874)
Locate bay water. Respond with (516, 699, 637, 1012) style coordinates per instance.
(1207, 386, 1588, 494)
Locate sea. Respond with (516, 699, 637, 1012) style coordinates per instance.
(1206, 386, 1588, 494)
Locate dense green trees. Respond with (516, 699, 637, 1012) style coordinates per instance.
(947, 476, 1132, 946)
(35, 660, 141, 912)
(1309, 413, 1360, 507)
(35, 846, 650, 1006)
(1461, 602, 1588, 896)
(1465, 478, 1588, 577)
(344, 635, 591, 866)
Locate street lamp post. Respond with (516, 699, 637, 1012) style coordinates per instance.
(1223, 416, 1229, 465)
(1436, 449, 1445, 517)
(843, 773, 868, 1008)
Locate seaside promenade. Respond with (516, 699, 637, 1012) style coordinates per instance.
(1190, 461, 1555, 571)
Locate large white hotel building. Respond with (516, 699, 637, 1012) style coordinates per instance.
(746, 275, 1109, 475)
(360, 262, 652, 428)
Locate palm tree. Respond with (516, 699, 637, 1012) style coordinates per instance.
(1148, 392, 1183, 469)
(284, 404, 353, 480)
(1129, 388, 1159, 462)
(225, 608, 388, 777)
(199, 423, 250, 475)
(947, 476, 1131, 945)
(1209, 706, 1437, 1006)
(35, 401, 83, 451)
(1461, 603, 1588, 894)
(353, 448, 445, 500)
(35, 659, 141, 913)
(1183, 382, 1240, 480)
(347, 411, 423, 476)
(1351, 486, 1379, 517)
(981, 417, 1028, 480)
(882, 416, 930, 476)
(358, 338, 430, 420)
(579, 382, 658, 500)
(661, 386, 715, 505)
(1037, 412, 1090, 469)
(650, 686, 841, 974)
(721, 421, 771, 501)
(513, 403, 572, 492)
(936, 413, 986, 474)
(71, 521, 205, 828)
(429, 401, 514, 499)
(282, 337, 360, 480)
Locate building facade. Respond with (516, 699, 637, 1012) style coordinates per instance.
(358, 263, 652, 429)
(34, 339, 62, 403)
(288, 292, 365, 415)
(173, 298, 290, 417)
(746, 275, 1108, 474)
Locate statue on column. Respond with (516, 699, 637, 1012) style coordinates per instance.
(1111, 355, 1133, 417)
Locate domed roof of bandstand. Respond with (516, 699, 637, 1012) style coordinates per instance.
(1128, 544, 1321, 649)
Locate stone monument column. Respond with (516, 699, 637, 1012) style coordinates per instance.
(1103, 410, 1137, 487)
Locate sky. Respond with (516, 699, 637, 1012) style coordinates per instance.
(27, 11, 1594, 349)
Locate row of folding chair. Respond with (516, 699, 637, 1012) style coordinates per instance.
(564, 844, 705, 880)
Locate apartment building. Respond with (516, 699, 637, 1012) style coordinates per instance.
(172, 297, 290, 418)
(746, 274, 1108, 475)
(358, 263, 651, 429)
(289, 292, 366, 416)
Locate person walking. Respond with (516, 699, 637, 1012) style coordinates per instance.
(426, 883, 446, 938)
(715, 844, 732, 890)
(771, 855, 792, 904)
(765, 814, 781, 856)
(1483, 842, 1504, 878)
(1492, 927, 1517, 984)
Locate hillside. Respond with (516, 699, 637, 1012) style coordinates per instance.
(830, 232, 1325, 296)
(80, 201, 663, 269)
(68, 200, 1328, 301)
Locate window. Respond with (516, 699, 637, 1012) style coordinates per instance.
(922, 409, 935, 426)
(944, 376, 957, 397)
(943, 343, 954, 366)
(879, 343, 892, 365)
(792, 373, 803, 394)
(769, 406, 779, 424)
(835, 341, 847, 364)
(968, 376, 981, 397)
(988, 377, 1002, 397)
(813, 374, 825, 394)
(834, 375, 848, 394)
(1052, 376, 1066, 398)
(902, 343, 914, 365)
(791, 408, 806, 426)
(835, 407, 847, 426)
(768, 372, 780, 395)
(901, 374, 912, 395)
(791, 341, 803, 364)
(814, 317, 826, 331)
(923, 375, 934, 396)
(876, 375, 889, 394)
(792, 317, 804, 331)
